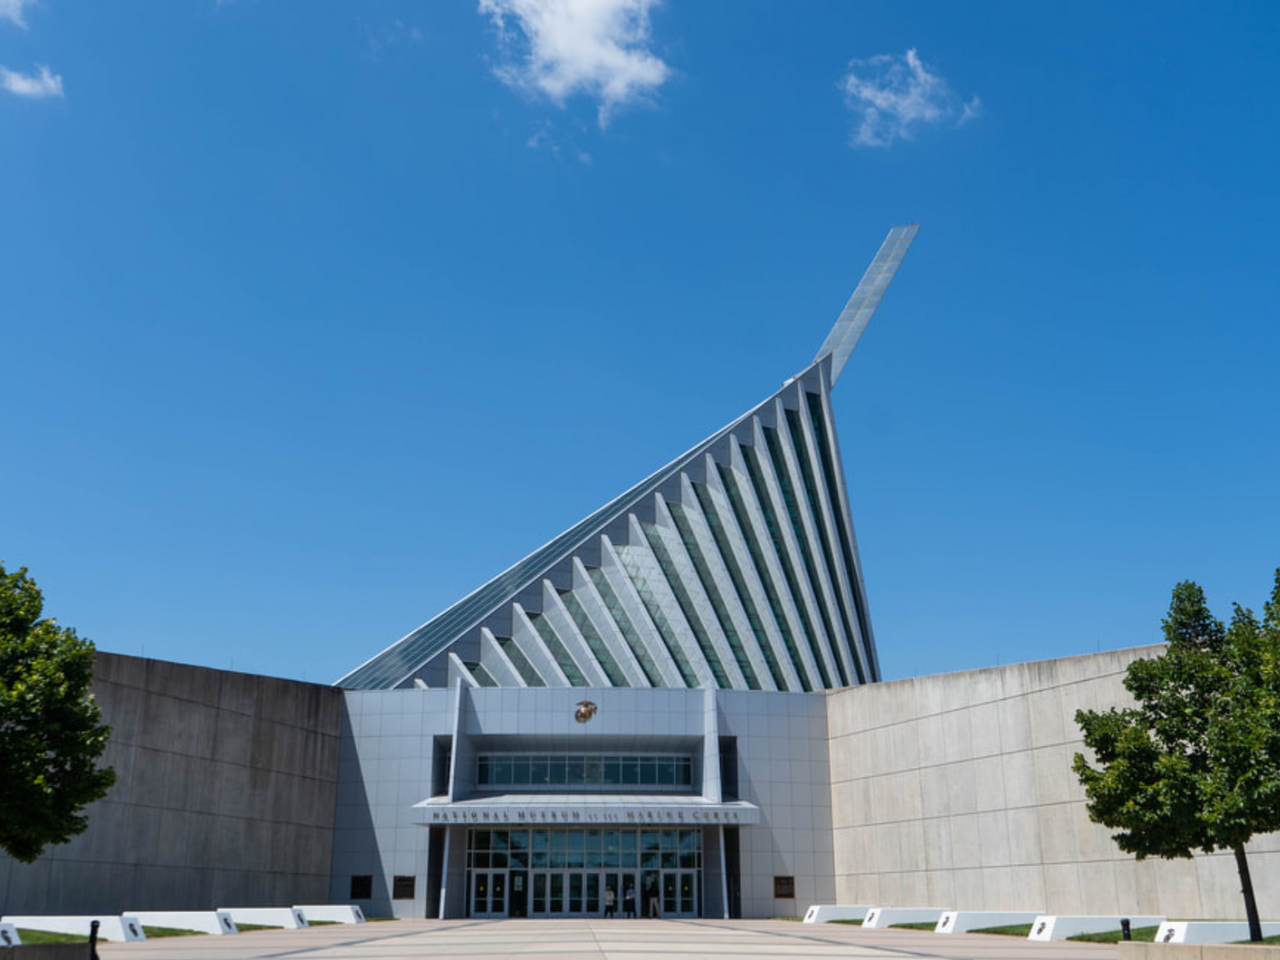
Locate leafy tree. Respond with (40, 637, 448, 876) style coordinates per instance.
(1074, 570, 1280, 942)
(0, 563, 115, 863)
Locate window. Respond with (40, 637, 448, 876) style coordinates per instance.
(432, 737, 452, 797)
(719, 737, 739, 800)
(392, 875, 416, 900)
(349, 875, 372, 900)
(468, 828, 700, 872)
(774, 876, 795, 899)
(476, 753, 694, 789)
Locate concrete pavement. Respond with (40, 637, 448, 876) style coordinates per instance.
(96, 918, 1120, 960)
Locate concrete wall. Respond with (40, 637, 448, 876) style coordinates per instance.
(329, 687, 456, 919)
(826, 646, 1280, 920)
(0, 652, 341, 915)
(719, 690, 835, 918)
(23, 642, 1272, 922)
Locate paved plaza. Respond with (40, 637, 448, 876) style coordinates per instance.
(96, 919, 1118, 960)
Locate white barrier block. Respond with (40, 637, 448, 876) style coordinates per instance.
(1155, 921, 1280, 944)
(1028, 915, 1164, 941)
(219, 907, 308, 929)
(936, 910, 1043, 934)
(802, 905, 872, 923)
(127, 910, 238, 935)
(862, 907, 948, 928)
(1, 915, 146, 942)
(0, 923, 19, 947)
(295, 905, 365, 924)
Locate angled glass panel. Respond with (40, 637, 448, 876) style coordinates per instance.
(530, 613, 588, 687)
(716, 462, 813, 692)
(560, 590, 629, 686)
(639, 521, 731, 689)
(807, 390, 875, 683)
(740, 443, 832, 688)
(616, 543, 703, 689)
(466, 662, 498, 687)
(667, 501, 760, 689)
(763, 423, 847, 687)
(498, 636, 547, 687)
(786, 404, 861, 685)
(690, 481, 789, 691)
(586, 566, 668, 686)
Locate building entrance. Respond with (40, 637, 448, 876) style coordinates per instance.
(470, 870, 506, 918)
(469, 868, 697, 918)
(464, 828, 702, 919)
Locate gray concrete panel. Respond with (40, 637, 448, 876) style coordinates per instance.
(0, 653, 340, 916)
(827, 646, 1280, 920)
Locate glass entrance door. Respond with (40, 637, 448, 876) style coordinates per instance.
(465, 828, 702, 918)
(520, 869, 701, 917)
(509, 870, 528, 918)
(526, 870, 635, 917)
(470, 871, 508, 918)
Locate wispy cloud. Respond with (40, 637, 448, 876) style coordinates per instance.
(0, 0, 36, 29)
(841, 48, 979, 148)
(479, 0, 669, 128)
(360, 17, 424, 62)
(527, 120, 593, 163)
(1, 3, 64, 102)
(1, 63, 63, 98)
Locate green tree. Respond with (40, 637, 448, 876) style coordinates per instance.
(0, 563, 116, 863)
(1073, 570, 1280, 942)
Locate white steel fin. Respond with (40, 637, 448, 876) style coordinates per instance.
(815, 224, 919, 384)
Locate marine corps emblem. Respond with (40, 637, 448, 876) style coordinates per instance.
(574, 700, 598, 723)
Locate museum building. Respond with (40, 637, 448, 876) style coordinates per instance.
(7, 226, 1275, 924)
(328, 226, 920, 920)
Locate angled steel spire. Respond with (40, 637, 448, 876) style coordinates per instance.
(814, 224, 919, 385)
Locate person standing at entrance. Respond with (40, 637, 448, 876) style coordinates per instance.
(646, 879, 660, 918)
(623, 885, 636, 918)
(603, 885, 615, 918)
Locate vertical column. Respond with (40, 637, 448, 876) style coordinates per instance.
(441, 825, 469, 918)
(700, 825, 727, 919)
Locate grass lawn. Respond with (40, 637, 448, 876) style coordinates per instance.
(233, 923, 278, 931)
(142, 925, 204, 937)
(1068, 926, 1160, 943)
(970, 923, 1033, 937)
(828, 919, 863, 926)
(16, 929, 88, 944)
(18, 925, 207, 943)
(890, 922, 939, 930)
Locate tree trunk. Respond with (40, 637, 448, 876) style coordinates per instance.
(1234, 844, 1263, 942)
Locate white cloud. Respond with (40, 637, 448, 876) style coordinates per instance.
(479, 0, 669, 128)
(0, 0, 36, 29)
(1, 63, 63, 98)
(841, 48, 980, 148)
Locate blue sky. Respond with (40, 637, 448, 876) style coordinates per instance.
(3, 1, 1278, 686)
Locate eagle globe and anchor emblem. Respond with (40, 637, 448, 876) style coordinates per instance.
(574, 700, 598, 723)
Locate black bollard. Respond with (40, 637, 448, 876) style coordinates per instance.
(1120, 918, 1132, 941)
(89, 919, 100, 960)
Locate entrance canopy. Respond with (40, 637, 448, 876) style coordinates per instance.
(414, 794, 760, 827)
